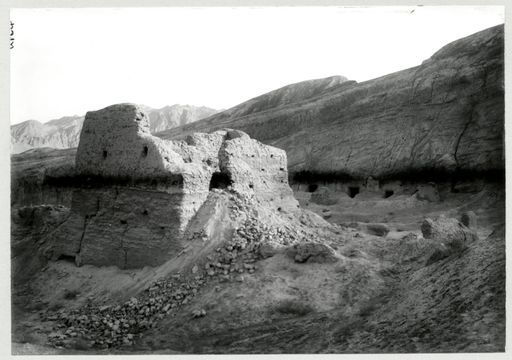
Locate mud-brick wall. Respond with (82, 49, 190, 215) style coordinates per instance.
(51, 187, 186, 269)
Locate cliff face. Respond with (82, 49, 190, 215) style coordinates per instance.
(208, 75, 348, 120)
(157, 25, 504, 178)
(147, 105, 218, 133)
(10, 105, 218, 154)
(11, 148, 77, 208)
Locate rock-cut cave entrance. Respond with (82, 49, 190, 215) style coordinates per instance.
(57, 254, 76, 263)
(209, 172, 233, 190)
(384, 190, 394, 198)
(348, 186, 360, 198)
(307, 184, 318, 193)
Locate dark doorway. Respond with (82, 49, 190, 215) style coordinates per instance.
(384, 190, 394, 198)
(348, 186, 359, 198)
(307, 184, 318, 193)
(57, 254, 76, 263)
(209, 172, 232, 190)
(102, 150, 108, 159)
(142, 146, 149, 157)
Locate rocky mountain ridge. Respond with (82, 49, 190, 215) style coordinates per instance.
(11, 104, 218, 154)
(157, 25, 504, 180)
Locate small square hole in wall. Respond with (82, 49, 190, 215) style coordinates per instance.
(209, 172, 232, 190)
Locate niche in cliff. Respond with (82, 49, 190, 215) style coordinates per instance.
(384, 190, 394, 198)
(307, 184, 318, 193)
(348, 186, 359, 198)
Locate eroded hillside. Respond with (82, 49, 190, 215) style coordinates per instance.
(158, 25, 504, 179)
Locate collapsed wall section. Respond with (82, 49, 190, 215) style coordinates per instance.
(218, 130, 298, 210)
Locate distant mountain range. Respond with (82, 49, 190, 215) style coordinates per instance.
(10, 104, 218, 154)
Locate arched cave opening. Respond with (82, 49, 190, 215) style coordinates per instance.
(307, 184, 318, 193)
(57, 254, 76, 263)
(102, 150, 108, 159)
(348, 186, 360, 198)
(209, 172, 233, 190)
(384, 190, 394, 198)
(142, 145, 149, 157)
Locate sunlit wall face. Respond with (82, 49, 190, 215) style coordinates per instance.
(10, 6, 504, 124)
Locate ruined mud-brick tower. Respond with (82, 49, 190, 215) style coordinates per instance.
(50, 103, 297, 269)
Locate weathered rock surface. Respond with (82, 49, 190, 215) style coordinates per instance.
(47, 103, 298, 268)
(11, 148, 77, 208)
(415, 183, 441, 202)
(157, 25, 504, 178)
(11, 205, 69, 282)
(147, 105, 218, 133)
(363, 223, 390, 237)
(291, 242, 339, 263)
(11, 105, 217, 154)
(421, 215, 478, 264)
(460, 211, 477, 229)
(310, 187, 338, 205)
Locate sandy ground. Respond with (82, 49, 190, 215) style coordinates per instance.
(11, 183, 505, 354)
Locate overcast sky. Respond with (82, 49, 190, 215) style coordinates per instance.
(10, 6, 504, 124)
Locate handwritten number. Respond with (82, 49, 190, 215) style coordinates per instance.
(10, 21, 14, 49)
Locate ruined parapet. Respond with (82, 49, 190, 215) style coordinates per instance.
(76, 104, 183, 178)
(48, 103, 298, 269)
(218, 130, 296, 207)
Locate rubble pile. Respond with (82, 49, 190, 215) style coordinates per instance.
(45, 187, 335, 350)
(44, 191, 314, 350)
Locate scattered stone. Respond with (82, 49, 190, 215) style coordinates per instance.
(291, 242, 339, 263)
(422, 215, 478, 264)
(421, 215, 478, 250)
(364, 223, 390, 237)
(192, 309, 206, 318)
(258, 242, 281, 259)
